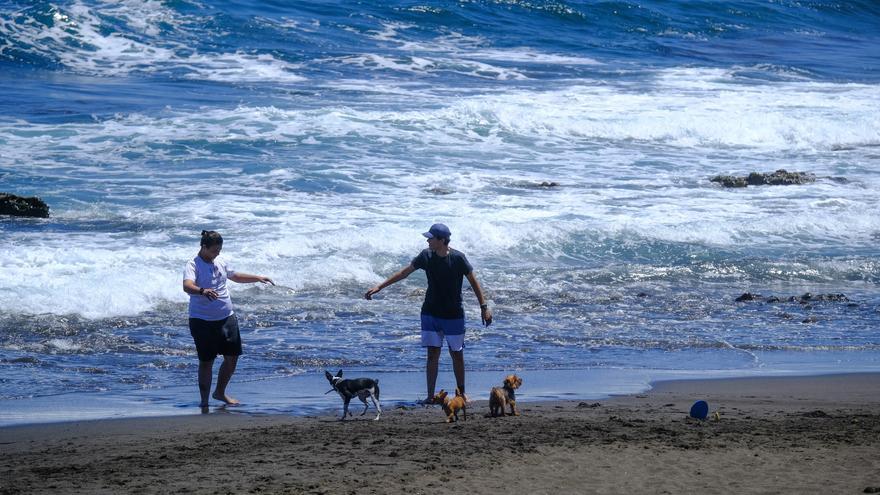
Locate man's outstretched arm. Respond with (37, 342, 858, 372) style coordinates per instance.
(365, 264, 416, 299)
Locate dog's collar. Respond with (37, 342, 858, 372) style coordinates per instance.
(326, 377, 342, 393)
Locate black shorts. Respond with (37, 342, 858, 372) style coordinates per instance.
(189, 315, 242, 361)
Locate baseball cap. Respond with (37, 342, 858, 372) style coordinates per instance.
(422, 223, 451, 239)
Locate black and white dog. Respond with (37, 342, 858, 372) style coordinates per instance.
(324, 370, 381, 421)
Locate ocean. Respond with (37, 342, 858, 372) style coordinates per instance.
(1, 0, 879, 425)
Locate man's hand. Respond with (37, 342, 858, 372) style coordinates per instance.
(364, 286, 381, 300)
(481, 306, 493, 326)
(203, 288, 219, 301)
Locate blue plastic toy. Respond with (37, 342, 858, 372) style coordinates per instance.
(689, 400, 709, 420)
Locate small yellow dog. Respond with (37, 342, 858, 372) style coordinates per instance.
(432, 388, 467, 423)
(488, 374, 522, 417)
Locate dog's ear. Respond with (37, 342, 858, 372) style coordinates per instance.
(336, 370, 343, 378)
(325, 370, 333, 381)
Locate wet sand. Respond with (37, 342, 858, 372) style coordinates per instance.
(1, 373, 878, 494)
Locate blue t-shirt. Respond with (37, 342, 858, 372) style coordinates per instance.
(411, 248, 473, 319)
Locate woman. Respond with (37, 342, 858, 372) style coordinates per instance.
(182, 230, 274, 408)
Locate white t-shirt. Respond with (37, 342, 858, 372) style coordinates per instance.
(183, 255, 236, 321)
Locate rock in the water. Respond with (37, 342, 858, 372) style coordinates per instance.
(735, 292, 762, 302)
(735, 292, 850, 305)
(761, 169, 816, 185)
(710, 175, 747, 188)
(711, 169, 816, 188)
(794, 292, 849, 303)
(746, 172, 766, 186)
(0, 193, 50, 218)
(809, 293, 849, 302)
(425, 187, 454, 195)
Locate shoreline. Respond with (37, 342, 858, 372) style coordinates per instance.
(5, 365, 878, 428)
(2, 372, 878, 494)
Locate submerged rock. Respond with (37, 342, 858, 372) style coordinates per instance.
(711, 169, 816, 188)
(792, 292, 849, 304)
(735, 292, 849, 304)
(511, 180, 561, 189)
(711, 175, 748, 188)
(0, 193, 50, 218)
(760, 169, 816, 185)
(735, 292, 762, 302)
(425, 187, 454, 195)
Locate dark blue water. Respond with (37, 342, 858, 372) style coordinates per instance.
(1, 0, 879, 424)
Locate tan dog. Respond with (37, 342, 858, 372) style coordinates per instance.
(432, 388, 467, 423)
(488, 374, 522, 417)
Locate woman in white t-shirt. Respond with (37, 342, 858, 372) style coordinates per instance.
(182, 230, 274, 409)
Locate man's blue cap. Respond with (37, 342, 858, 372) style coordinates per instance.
(422, 223, 451, 239)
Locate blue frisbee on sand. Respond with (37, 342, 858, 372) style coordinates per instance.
(689, 400, 709, 420)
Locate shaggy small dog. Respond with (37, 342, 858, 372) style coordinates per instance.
(432, 388, 467, 423)
(488, 374, 522, 417)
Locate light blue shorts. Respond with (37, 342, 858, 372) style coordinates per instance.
(420, 314, 465, 351)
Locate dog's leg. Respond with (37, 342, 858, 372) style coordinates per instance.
(509, 401, 519, 416)
(370, 393, 381, 421)
(462, 405, 467, 421)
(358, 392, 370, 416)
(341, 397, 351, 421)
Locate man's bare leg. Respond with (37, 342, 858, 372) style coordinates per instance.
(212, 355, 240, 405)
(449, 349, 467, 401)
(198, 359, 214, 408)
(425, 346, 441, 402)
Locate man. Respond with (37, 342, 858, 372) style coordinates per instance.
(365, 223, 492, 403)
(182, 230, 274, 409)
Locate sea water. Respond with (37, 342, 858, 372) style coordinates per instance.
(1, 0, 879, 426)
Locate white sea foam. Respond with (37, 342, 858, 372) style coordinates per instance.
(0, 237, 185, 318)
(3, 69, 875, 158)
(338, 53, 527, 80)
(373, 23, 601, 66)
(45, 339, 83, 352)
(465, 48, 602, 65)
(2, 68, 879, 318)
(0, 1, 304, 82)
(355, 24, 535, 79)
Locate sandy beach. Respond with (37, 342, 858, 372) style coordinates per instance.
(2, 373, 878, 495)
